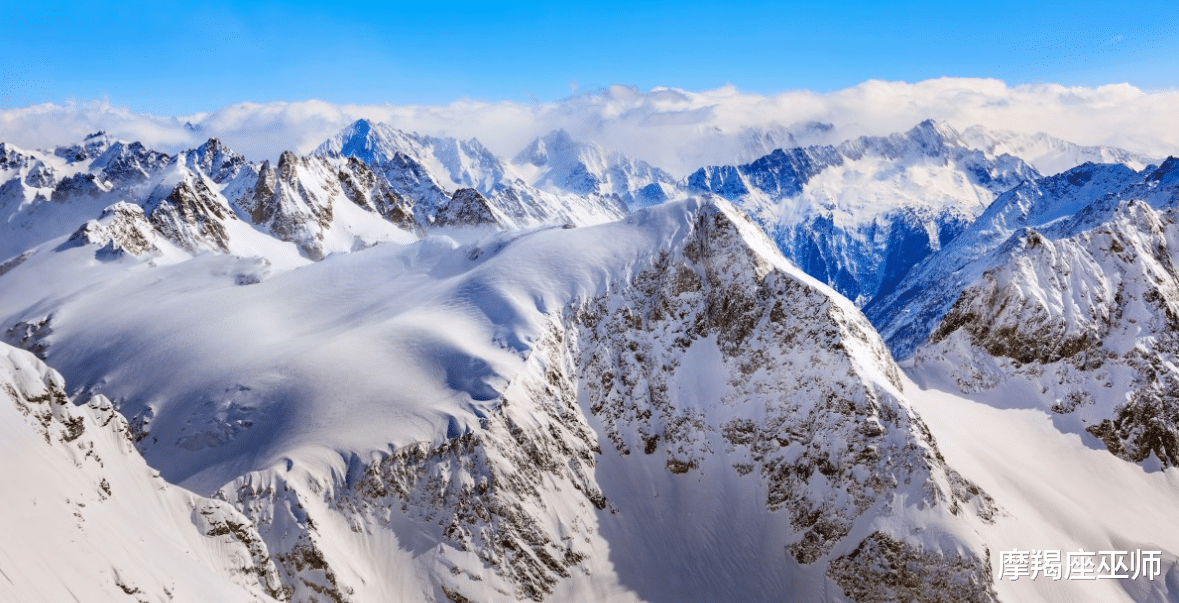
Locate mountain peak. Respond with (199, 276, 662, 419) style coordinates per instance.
(513, 129, 589, 168)
(905, 119, 961, 153)
(1147, 156, 1179, 185)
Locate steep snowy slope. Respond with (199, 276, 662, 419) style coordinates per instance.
(685, 120, 1040, 307)
(0, 343, 284, 603)
(512, 129, 677, 208)
(874, 158, 1179, 470)
(0, 197, 997, 602)
(905, 375, 1179, 603)
(962, 125, 1160, 176)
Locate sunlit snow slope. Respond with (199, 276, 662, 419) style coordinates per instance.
(0, 343, 285, 603)
(1, 197, 997, 602)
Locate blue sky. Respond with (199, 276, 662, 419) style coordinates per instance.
(2, 0, 1177, 115)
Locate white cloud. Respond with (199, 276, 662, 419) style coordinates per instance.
(1, 78, 1177, 176)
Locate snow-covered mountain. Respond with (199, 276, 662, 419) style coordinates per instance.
(0, 342, 285, 602)
(870, 157, 1179, 470)
(315, 118, 509, 195)
(684, 120, 1041, 307)
(1, 195, 1000, 602)
(314, 119, 629, 228)
(7, 121, 1179, 603)
(961, 125, 1161, 177)
(0, 124, 631, 268)
(512, 129, 678, 207)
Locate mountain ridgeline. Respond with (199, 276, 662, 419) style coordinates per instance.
(1, 117, 1176, 603)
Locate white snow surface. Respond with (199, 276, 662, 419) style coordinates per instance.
(962, 125, 1162, 177)
(906, 371, 1179, 603)
(0, 343, 282, 603)
(1, 196, 1000, 602)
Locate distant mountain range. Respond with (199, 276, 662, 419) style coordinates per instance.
(1, 117, 1176, 603)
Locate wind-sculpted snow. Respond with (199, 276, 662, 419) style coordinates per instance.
(0, 194, 997, 602)
(684, 120, 1040, 307)
(893, 157, 1179, 469)
(0, 342, 285, 602)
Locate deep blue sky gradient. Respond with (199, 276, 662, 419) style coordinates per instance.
(3, 0, 1177, 115)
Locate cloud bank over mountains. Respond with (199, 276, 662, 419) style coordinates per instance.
(2, 77, 1176, 174)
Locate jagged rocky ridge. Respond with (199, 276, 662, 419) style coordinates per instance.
(6, 120, 1176, 602)
(0, 196, 997, 602)
(0, 122, 634, 267)
(875, 158, 1179, 469)
(314, 120, 630, 229)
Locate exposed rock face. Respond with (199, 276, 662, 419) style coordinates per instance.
(235, 151, 421, 259)
(146, 172, 236, 254)
(370, 151, 453, 225)
(51, 172, 110, 201)
(67, 201, 161, 257)
(335, 155, 417, 231)
(188, 137, 255, 185)
(239, 152, 337, 260)
(316, 119, 508, 194)
(571, 200, 994, 566)
(172, 199, 995, 603)
(828, 532, 997, 603)
(894, 158, 1179, 468)
(869, 161, 1148, 360)
(319, 120, 632, 229)
(433, 187, 500, 227)
(93, 141, 171, 188)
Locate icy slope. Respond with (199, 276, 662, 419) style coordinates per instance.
(1, 197, 996, 602)
(0, 342, 284, 603)
(685, 120, 1040, 307)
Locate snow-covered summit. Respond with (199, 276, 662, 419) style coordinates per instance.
(314, 118, 508, 194)
(0, 195, 997, 602)
(684, 119, 1041, 307)
(512, 129, 677, 207)
(868, 156, 1179, 471)
(868, 160, 1159, 360)
(962, 124, 1161, 176)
